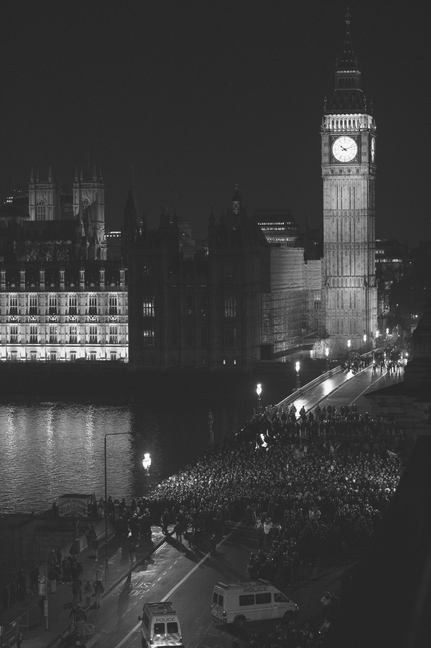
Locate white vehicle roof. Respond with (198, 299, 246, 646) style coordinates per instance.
(215, 579, 275, 591)
(143, 602, 177, 616)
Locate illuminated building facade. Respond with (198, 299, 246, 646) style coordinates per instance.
(321, 11, 377, 350)
(0, 262, 128, 362)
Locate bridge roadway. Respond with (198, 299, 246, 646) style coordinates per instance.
(280, 363, 405, 419)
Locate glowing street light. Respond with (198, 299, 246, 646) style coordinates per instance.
(142, 452, 152, 493)
(325, 347, 329, 372)
(256, 383, 262, 414)
(347, 339, 351, 371)
(142, 453, 152, 472)
(295, 361, 301, 390)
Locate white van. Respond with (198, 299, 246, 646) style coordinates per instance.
(211, 580, 298, 627)
(138, 602, 183, 648)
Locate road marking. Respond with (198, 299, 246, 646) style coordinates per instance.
(114, 524, 240, 648)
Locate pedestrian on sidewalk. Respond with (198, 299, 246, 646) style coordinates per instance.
(95, 563, 104, 582)
(30, 565, 39, 594)
(92, 537, 99, 561)
(84, 581, 92, 608)
(48, 567, 57, 593)
(72, 578, 82, 605)
(61, 556, 70, 583)
(128, 534, 137, 563)
(94, 580, 104, 608)
(15, 629, 24, 648)
(209, 534, 217, 556)
(73, 606, 87, 638)
(161, 509, 170, 535)
(174, 522, 183, 544)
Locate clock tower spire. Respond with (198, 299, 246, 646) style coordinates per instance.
(321, 9, 377, 352)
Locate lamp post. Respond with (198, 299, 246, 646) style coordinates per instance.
(256, 383, 262, 414)
(347, 339, 351, 371)
(325, 347, 329, 372)
(295, 361, 300, 391)
(142, 452, 152, 492)
(104, 432, 129, 582)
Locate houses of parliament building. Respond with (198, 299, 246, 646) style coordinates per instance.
(0, 13, 376, 369)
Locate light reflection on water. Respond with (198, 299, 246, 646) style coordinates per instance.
(0, 366, 306, 514)
(0, 398, 249, 514)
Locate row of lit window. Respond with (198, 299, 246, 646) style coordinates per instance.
(7, 351, 121, 362)
(5, 325, 121, 344)
(6, 294, 120, 315)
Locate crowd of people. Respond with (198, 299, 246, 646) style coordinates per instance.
(144, 400, 402, 572)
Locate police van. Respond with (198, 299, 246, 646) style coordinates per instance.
(138, 601, 183, 648)
(211, 580, 298, 627)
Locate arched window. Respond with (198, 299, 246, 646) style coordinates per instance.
(49, 294, 58, 315)
(88, 294, 97, 315)
(36, 200, 46, 221)
(109, 294, 118, 315)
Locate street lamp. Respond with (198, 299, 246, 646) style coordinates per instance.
(325, 347, 329, 372)
(142, 453, 152, 492)
(104, 432, 129, 582)
(347, 339, 351, 370)
(295, 361, 300, 390)
(256, 383, 262, 414)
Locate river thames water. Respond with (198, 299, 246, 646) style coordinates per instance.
(0, 397, 250, 515)
(0, 362, 321, 514)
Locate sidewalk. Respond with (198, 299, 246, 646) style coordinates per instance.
(2, 525, 171, 648)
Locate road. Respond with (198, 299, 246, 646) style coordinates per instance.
(290, 364, 404, 418)
(84, 525, 352, 648)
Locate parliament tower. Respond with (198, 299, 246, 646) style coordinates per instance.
(321, 10, 377, 351)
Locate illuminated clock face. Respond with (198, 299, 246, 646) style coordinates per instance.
(371, 137, 376, 163)
(332, 136, 358, 162)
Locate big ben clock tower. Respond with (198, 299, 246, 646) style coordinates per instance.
(322, 9, 377, 351)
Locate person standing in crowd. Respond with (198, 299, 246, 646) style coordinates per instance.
(174, 521, 183, 545)
(95, 563, 104, 583)
(161, 509, 170, 535)
(48, 566, 57, 593)
(94, 579, 104, 608)
(73, 605, 87, 638)
(62, 556, 71, 583)
(72, 576, 82, 606)
(84, 581, 92, 608)
(30, 565, 39, 594)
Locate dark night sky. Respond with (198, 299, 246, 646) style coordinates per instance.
(0, 0, 429, 245)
